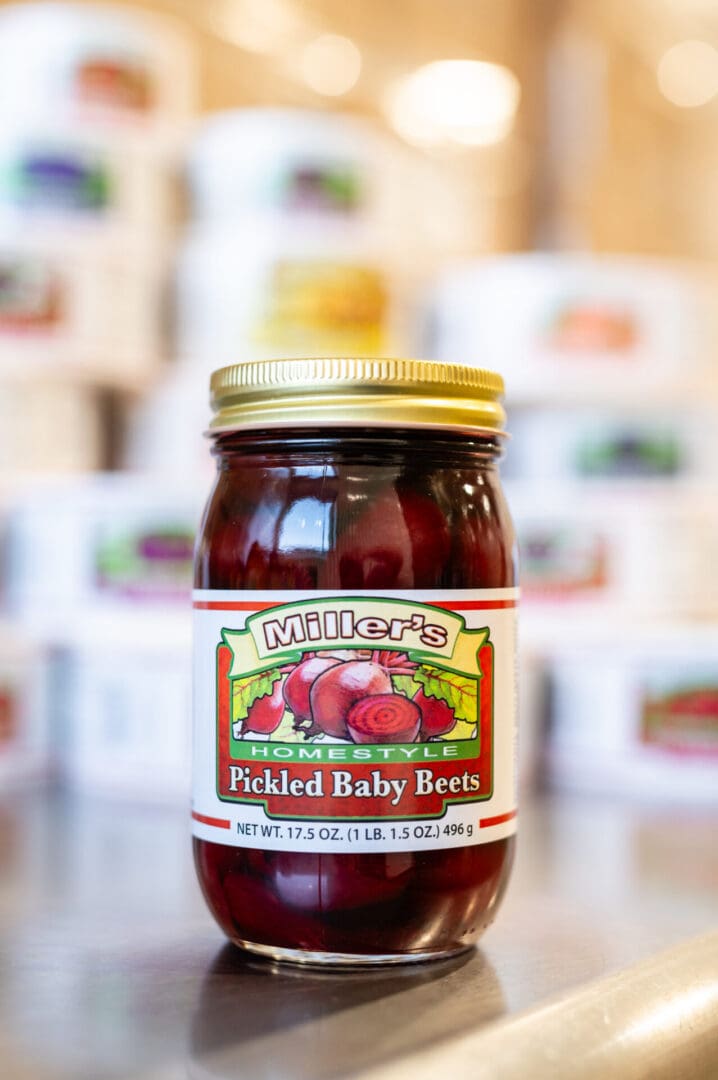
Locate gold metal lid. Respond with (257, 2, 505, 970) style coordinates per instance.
(209, 357, 506, 434)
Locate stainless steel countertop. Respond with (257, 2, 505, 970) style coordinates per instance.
(0, 790, 716, 1079)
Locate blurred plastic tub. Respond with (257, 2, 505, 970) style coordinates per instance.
(504, 405, 718, 485)
(431, 254, 718, 401)
(187, 107, 408, 231)
(176, 217, 414, 368)
(5, 474, 203, 629)
(545, 624, 718, 803)
(0, 230, 166, 380)
(124, 366, 214, 478)
(0, 382, 104, 473)
(0, 125, 175, 237)
(518, 648, 546, 792)
(0, 623, 50, 788)
(0, 2, 195, 135)
(53, 612, 191, 802)
(508, 482, 718, 617)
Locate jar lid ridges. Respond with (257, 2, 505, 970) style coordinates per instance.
(211, 357, 503, 398)
(209, 357, 506, 435)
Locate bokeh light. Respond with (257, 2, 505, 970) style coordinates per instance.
(657, 39, 718, 108)
(385, 59, 521, 148)
(300, 33, 362, 97)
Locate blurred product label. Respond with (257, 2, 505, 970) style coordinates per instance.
(5, 151, 111, 212)
(575, 431, 682, 478)
(73, 56, 154, 113)
(94, 526, 195, 601)
(253, 261, 388, 354)
(0, 686, 17, 746)
(0, 258, 63, 331)
(0, 631, 50, 785)
(547, 637, 718, 801)
(544, 300, 639, 353)
(277, 163, 363, 213)
(520, 527, 608, 596)
(641, 685, 718, 759)
(504, 409, 712, 484)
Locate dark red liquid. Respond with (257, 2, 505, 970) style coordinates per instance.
(194, 429, 517, 959)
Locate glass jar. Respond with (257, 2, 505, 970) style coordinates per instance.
(193, 358, 518, 965)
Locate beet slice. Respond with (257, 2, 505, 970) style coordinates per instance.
(346, 694, 421, 744)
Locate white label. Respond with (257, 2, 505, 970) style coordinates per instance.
(192, 588, 518, 853)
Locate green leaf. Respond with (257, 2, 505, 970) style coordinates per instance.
(413, 666, 478, 723)
(391, 674, 420, 698)
(232, 668, 282, 722)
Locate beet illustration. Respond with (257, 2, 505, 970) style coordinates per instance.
(346, 694, 422, 744)
(242, 680, 285, 736)
(283, 656, 342, 724)
(309, 661, 392, 738)
(413, 688, 458, 739)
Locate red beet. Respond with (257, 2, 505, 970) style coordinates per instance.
(398, 491, 451, 583)
(283, 656, 342, 723)
(455, 492, 515, 588)
(273, 850, 408, 912)
(242, 680, 285, 736)
(414, 688, 458, 739)
(196, 513, 247, 588)
(338, 549, 404, 589)
(346, 694, 422, 744)
(320, 490, 414, 590)
(309, 661, 392, 739)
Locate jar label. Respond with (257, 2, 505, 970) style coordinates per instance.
(192, 588, 518, 853)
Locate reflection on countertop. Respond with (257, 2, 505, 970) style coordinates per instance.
(0, 790, 715, 1079)
(189, 946, 503, 1080)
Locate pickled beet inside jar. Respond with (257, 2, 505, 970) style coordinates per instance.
(193, 357, 518, 965)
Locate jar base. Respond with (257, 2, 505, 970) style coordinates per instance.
(230, 937, 474, 968)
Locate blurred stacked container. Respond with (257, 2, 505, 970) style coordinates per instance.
(128, 107, 421, 476)
(0, 3, 196, 795)
(432, 253, 718, 801)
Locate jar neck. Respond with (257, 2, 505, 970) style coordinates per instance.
(210, 426, 505, 469)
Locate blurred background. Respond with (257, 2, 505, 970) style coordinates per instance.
(1, 0, 718, 810)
